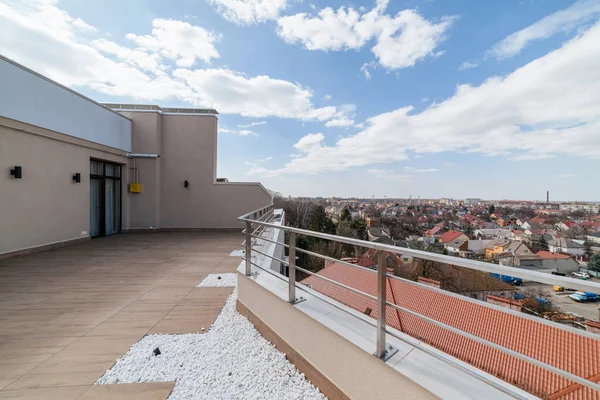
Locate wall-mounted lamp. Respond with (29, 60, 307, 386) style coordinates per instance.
(73, 173, 81, 183)
(184, 180, 189, 188)
(10, 166, 22, 179)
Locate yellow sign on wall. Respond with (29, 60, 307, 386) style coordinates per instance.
(129, 183, 141, 193)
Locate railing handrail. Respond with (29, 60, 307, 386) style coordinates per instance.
(239, 215, 600, 293)
(241, 208, 600, 396)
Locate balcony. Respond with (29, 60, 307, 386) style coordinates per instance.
(238, 205, 600, 400)
(0, 207, 599, 400)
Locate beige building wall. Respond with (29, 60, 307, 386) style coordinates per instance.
(120, 110, 272, 230)
(0, 117, 130, 255)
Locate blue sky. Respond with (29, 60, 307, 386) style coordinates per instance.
(2, 0, 600, 201)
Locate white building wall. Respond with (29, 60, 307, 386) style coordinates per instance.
(0, 56, 132, 151)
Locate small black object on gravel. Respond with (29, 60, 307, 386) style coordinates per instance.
(153, 347, 161, 356)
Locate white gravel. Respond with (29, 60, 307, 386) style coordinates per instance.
(97, 279, 326, 400)
(197, 273, 237, 287)
(229, 250, 245, 257)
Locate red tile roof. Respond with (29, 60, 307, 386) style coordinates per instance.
(424, 226, 441, 236)
(302, 262, 600, 399)
(537, 251, 571, 259)
(438, 230, 465, 243)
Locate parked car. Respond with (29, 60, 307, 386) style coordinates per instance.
(569, 292, 598, 302)
(572, 272, 590, 280)
(551, 271, 566, 277)
(490, 273, 523, 286)
(553, 285, 564, 292)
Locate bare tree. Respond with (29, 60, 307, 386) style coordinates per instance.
(520, 287, 560, 317)
(284, 200, 315, 229)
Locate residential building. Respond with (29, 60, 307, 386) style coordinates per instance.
(484, 239, 511, 260)
(549, 238, 586, 257)
(445, 239, 472, 257)
(498, 242, 542, 267)
(559, 203, 600, 214)
(464, 198, 482, 205)
(536, 251, 581, 274)
(367, 227, 393, 244)
(438, 230, 468, 244)
(586, 232, 600, 245)
(0, 56, 271, 256)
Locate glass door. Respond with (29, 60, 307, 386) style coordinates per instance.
(90, 160, 121, 237)
(90, 179, 101, 237)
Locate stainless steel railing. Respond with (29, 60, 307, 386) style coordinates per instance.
(238, 205, 600, 397)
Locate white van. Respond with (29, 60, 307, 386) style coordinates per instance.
(572, 271, 590, 280)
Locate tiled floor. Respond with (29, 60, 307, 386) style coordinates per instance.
(0, 232, 242, 399)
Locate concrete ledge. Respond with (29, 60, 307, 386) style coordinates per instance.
(237, 273, 436, 400)
(237, 300, 351, 400)
(0, 236, 90, 260)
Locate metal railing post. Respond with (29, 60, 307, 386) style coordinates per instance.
(376, 250, 386, 359)
(245, 220, 252, 276)
(289, 232, 296, 303)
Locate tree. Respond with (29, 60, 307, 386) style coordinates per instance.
(284, 200, 314, 229)
(308, 206, 336, 235)
(350, 219, 367, 241)
(589, 253, 600, 272)
(488, 205, 495, 215)
(520, 287, 560, 317)
(539, 236, 549, 251)
(340, 208, 351, 222)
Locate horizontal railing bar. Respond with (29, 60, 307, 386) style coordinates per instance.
(252, 248, 289, 266)
(291, 244, 598, 340)
(241, 257, 290, 284)
(239, 204, 275, 220)
(237, 218, 600, 293)
(384, 272, 600, 341)
(250, 234, 289, 248)
(290, 278, 527, 398)
(294, 265, 378, 301)
(294, 247, 377, 275)
(384, 301, 600, 392)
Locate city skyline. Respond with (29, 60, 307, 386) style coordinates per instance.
(2, 0, 600, 200)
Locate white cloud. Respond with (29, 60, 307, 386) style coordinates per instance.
(126, 18, 220, 67)
(325, 117, 355, 127)
(361, 61, 376, 79)
(277, 0, 456, 70)
(371, 11, 457, 70)
(237, 121, 267, 128)
(367, 169, 413, 181)
(260, 23, 600, 175)
(0, 0, 351, 123)
(173, 68, 351, 120)
(207, 0, 287, 25)
(323, 94, 332, 100)
(488, 0, 600, 60)
(220, 127, 259, 137)
(556, 174, 574, 178)
(294, 132, 325, 152)
(404, 166, 439, 173)
(459, 61, 479, 70)
(92, 38, 162, 72)
(238, 129, 259, 137)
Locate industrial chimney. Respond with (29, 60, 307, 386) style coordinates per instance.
(546, 191, 549, 204)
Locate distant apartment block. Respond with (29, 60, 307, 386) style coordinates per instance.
(559, 203, 600, 213)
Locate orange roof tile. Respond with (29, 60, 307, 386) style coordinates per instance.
(438, 230, 465, 243)
(302, 262, 600, 399)
(537, 251, 571, 259)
